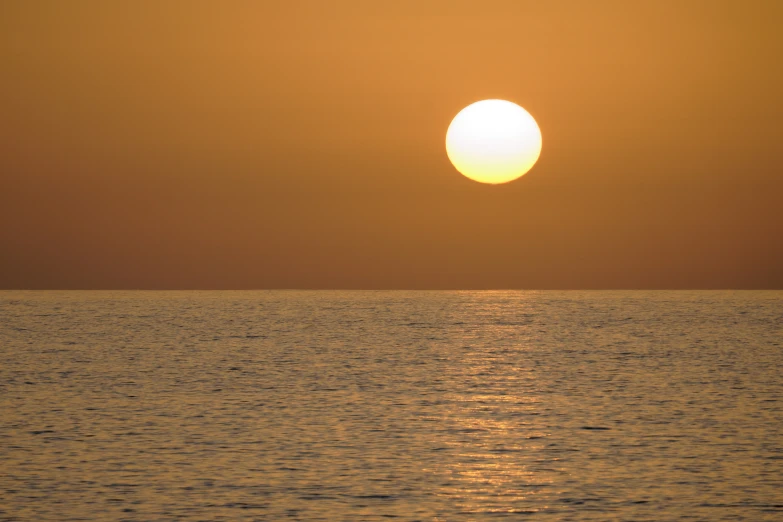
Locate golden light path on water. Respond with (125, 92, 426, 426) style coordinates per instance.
(427, 298, 554, 515)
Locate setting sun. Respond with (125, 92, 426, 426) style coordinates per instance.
(446, 99, 542, 184)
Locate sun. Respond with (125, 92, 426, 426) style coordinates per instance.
(446, 99, 542, 184)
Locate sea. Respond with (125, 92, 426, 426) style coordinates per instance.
(1, 291, 781, 521)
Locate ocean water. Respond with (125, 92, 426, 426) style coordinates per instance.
(1, 291, 781, 521)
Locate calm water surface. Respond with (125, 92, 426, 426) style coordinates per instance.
(1, 291, 782, 521)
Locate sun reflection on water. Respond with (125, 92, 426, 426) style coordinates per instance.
(423, 300, 561, 516)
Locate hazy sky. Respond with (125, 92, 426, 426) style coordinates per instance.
(2, 1, 782, 289)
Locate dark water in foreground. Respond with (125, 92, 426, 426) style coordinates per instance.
(1, 291, 782, 521)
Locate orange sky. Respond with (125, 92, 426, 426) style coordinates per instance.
(1, 1, 782, 289)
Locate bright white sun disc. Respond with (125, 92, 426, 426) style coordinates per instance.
(446, 99, 542, 184)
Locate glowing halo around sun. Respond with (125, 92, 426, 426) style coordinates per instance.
(446, 99, 542, 184)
